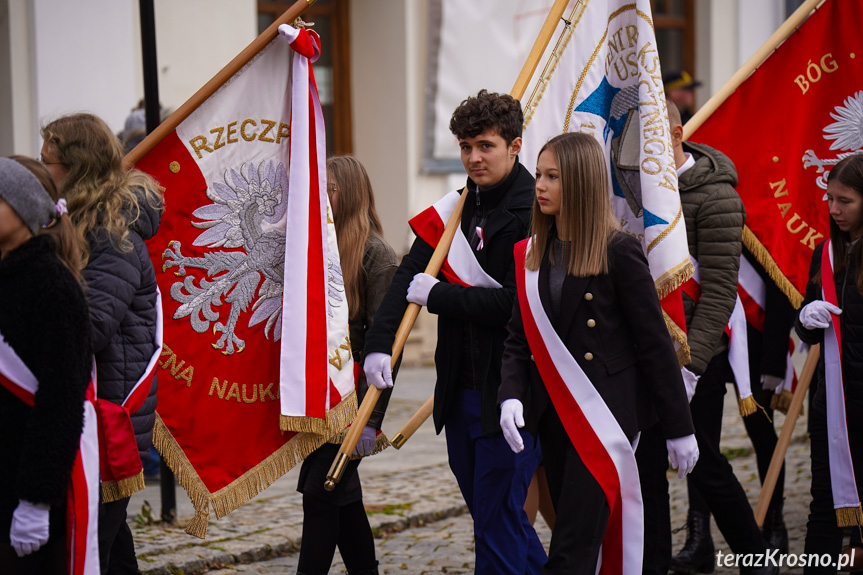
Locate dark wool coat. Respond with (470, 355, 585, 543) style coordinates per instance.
(85, 196, 161, 458)
(679, 141, 746, 375)
(365, 161, 534, 436)
(796, 240, 863, 401)
(498, 233, 695, 442)
(0, 236, 92, 527)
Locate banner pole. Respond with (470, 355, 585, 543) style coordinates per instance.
(124, 0, 317, 168)
(754, 344, 819, 526)
(683, 0, 822, 140)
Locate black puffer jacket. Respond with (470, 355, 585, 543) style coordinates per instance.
(679, 141, 746, 375)
(0, 236, 92, 526)
(796, 240, 863, 401)
(84, 196, 161, 458)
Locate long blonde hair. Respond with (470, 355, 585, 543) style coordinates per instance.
(41, 113, 163, 266)
(526, 132, 619, 276)
(327, 156, 384, 320)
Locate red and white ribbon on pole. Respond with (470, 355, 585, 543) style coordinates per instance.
(515, 239, 642, 575)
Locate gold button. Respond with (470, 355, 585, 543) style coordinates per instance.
(584, 292, 594, 301)
(584, 352, 594, 361)
(587, 319, 596, 328)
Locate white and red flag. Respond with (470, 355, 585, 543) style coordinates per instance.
(521, 0, 692, 364)
(134, 25, 354, 537)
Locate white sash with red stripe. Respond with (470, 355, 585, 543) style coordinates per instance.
(409, 190, 502, 289)
(681, 257, 757, 414)
(820, 240, 863, 527)
(0, 335, 99, 575)
(515, 239, 642, 574)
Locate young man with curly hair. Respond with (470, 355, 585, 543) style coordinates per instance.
(364, 90, 545, 574)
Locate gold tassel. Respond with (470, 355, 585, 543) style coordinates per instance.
(101, 471, 145, 503)
(184, 507, 210, 538)
(836, 505, 863, 528)
(770, 390, 795, 415)
(742, 227, 803, 309)
(738, 395, 760, 417)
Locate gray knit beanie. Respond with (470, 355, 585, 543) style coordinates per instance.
(0, 157, 57, 235)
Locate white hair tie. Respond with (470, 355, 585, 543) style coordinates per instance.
(55, 198, 67, 216)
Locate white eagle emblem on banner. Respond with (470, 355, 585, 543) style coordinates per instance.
(803, 90, 863, 190)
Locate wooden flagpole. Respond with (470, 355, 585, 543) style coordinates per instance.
(123, 0, 317, 168)
(384, 0, 572, 453)
(682, 0, 821, 140)
(755, 344, 819, 526)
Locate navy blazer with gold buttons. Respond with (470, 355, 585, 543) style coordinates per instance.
(498, 232, 695, 442)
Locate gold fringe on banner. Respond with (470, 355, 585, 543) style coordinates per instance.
(770, 390, 795, 415)
(836, 505, 863, 528)
(656, 259, 695, 366)
(101, 471, 145, 503)
(742, 226, 804, 309)
(152, 394, 360, 538)
(279, 392, 358, 434)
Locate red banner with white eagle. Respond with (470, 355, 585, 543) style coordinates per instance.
(135, 26, 356, 538)
(690, 0, 862, 307)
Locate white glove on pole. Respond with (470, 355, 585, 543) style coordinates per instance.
(760, 374, 783, 391)
(10, 500, 50, 557)
(500, 399, 525, 453)
(666, 434, 699, 479)
(681, 367, 700, 403)
(406, 273, 440, 307)
(799, 300, 842, 330)
(353, 425, 377, 457)
(363, 352, 393, 390)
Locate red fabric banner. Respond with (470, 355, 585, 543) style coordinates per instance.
(690, 0, 863, 306)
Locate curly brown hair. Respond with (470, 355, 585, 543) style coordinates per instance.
(449, 89, 523, 144)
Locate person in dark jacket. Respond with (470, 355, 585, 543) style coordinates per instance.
(0, 157, 93, 574)
(498, 132, 698, 574)
(42, 113, 164, 575)
(363, 90, 546, 574)
(666, 102, 777, 575)
(795, 153, 863, 575)
(296, 156, 398, 575)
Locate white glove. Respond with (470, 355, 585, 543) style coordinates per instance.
(761, 374, 783, 391)
(363, 352, 393, 389)
(406, 273, 439, 307)
(353, 425, 377, 457)
(10, 500, 50, 557)
(500, 399, 525, 453)
(681, 367, 700, 403)
(666, 434, 699, 479)
(799, 300, 842, 330)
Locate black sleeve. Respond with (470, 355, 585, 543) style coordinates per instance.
(760, 277, 796, 378)
(612, 236, 694, 439)
(15, 283, 92, 506)
(795, 243, 825, 346)
(362, 254, 399, 430)
(498, 295, 532, 405)
(426, 259, 517, 327)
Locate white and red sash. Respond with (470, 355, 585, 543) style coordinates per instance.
(737, 256, 799, 410)
(820, 240, 863, 527)
(514, 239, 642, 575)
(97, 289, 164, 502)
(681, 257, 758, 415)
(0, 334, 100, 575)
(409, 190, 502, 289)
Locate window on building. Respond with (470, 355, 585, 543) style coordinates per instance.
(258, 0, 352, 155)
(651, 0, 695, 78)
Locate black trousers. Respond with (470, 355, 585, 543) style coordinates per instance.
(539, 404, 610, 575)
(99, 496, 140, 575)
(636, 422, 672, 575)
(685, 353, 766, 555)
(803, 386, 863, 574)
(690, 375, 786, 518)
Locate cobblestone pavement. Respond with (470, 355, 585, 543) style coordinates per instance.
(133, 368, 816, 574)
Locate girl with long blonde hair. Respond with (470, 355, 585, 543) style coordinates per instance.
(499, 132, 697, 573)
(295, 155, 398, 575)
(41, 112, 163, 575)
